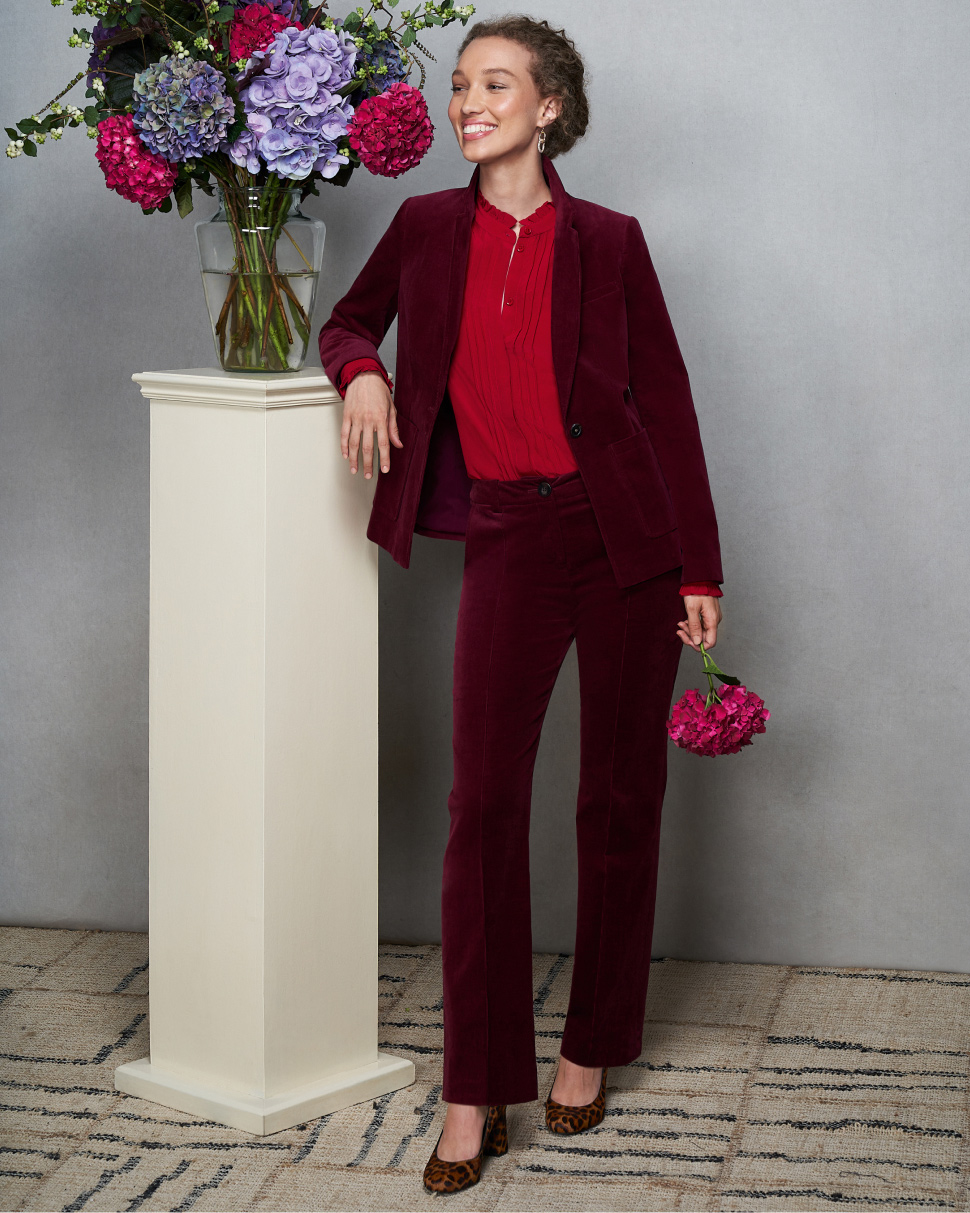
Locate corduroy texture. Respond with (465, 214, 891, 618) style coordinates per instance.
(442, 469, 684, 1105)
(2, 927, 969, 1212)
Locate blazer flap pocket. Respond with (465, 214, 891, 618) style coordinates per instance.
(581, 279, 622, 304)
(608, 429, 677, 536)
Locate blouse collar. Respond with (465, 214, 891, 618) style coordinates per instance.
(475, 185, 556, 237)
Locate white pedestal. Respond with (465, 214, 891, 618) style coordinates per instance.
(114, 368, 414, 1136)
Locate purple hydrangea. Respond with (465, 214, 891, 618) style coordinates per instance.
(228, 25, 357, 180)
(346, 33, 409, 108)
(131, 56, 235, 162)
(86, 21, 122, 90)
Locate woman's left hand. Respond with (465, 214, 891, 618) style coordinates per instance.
(677, 595, 722, 651)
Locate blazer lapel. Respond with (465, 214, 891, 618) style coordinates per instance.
(435, 155, 582, 420)
(541, 155, 582, 420)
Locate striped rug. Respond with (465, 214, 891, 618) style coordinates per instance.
(1, 928, 968, 1210)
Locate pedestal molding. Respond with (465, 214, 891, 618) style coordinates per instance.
(132, 367, 342, 409)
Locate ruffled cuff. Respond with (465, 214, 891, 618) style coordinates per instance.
(679, 581, 723, 598)
(335, 357, 394, 399)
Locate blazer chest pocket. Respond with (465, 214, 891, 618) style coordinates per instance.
(608, 429, 677, 537)
(372, 409, 418, 520)
(581, 279, 622, 305)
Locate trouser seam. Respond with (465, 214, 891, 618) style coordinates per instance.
(585, 590, 631, 1056)
(477, 525, 508, 1100)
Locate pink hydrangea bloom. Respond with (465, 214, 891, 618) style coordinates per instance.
(229, 4, 302, 63)
(347, 81, 434, 178)
(95, 113, 177, 209)
(666, 684, 770, 757)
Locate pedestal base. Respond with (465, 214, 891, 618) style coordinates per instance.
(114, 1052, 415, 1136)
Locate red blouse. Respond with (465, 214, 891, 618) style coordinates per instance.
(335, 189, 721, 599)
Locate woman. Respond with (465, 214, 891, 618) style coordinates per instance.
(318, 15, 724, 1194)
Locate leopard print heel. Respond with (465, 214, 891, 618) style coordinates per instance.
(545, 1065, 608, 1135)
(422, 1104, 508, 1194)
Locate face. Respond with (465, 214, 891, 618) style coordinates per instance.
(448, 35, 562, 165)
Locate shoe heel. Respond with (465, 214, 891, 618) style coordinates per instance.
(544, 1066, 609, 1135)
(483, 1104, 508, 1156)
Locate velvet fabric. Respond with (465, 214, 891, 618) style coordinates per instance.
(318, 154, 723, 588)
(441, 468, 685, 1105)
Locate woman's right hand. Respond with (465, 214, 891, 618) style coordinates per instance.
(341, 370, 404, 479)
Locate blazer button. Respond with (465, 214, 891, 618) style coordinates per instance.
(570, 422, 583, 437)
(537, 481, 552, 497)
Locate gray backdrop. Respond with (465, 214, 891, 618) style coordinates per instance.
(2, 2, 968, 971)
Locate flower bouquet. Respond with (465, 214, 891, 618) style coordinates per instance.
(6, 0, 475, 372)
(666, 643, 769, 757)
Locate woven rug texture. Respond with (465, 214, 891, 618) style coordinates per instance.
(1, 927, 969, 1211)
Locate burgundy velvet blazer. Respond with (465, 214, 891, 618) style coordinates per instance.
(318, 154, 723, 589)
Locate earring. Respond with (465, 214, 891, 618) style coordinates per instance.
(537, 127, 546, 154)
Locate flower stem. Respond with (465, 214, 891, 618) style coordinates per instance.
(699, 642, 722, 709)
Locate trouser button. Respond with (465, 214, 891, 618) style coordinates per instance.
(537, 481, 552, 497)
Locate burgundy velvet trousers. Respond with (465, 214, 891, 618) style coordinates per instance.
(441, 467, 685, 1106)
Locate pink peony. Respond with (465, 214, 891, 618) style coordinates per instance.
(95, 113, 177, 209)
(666, 684, 770, 757)
(229, 4, 303, 63)
(347, 81, 434, 178)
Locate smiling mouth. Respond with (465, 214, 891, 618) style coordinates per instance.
(463, 123, 497, 139)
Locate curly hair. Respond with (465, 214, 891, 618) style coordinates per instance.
(454, 14, 590, 159)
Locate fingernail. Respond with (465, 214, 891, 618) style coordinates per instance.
(382, 465, 389, 472)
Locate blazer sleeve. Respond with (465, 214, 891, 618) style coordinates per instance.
(318, 197, 411, 388)
(620, 215, 723, 585)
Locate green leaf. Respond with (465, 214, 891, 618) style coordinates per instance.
(225, 109, 247, 146)
(5, 127, 19, 140)
(83, 106, 102, 126)
(105, 42, 156, 109)
(17, 118, 41, 134)
(401, 26, 415, 46)
(343, 11, 361, 30)
(175, 177, 194, 218)
(215, 4, 235, 21)
(700, 648, 742, 686)
(22, 139, 37, 157)
(157, 195, 174, 213)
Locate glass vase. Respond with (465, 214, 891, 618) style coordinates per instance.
(196, 180, 326, 373)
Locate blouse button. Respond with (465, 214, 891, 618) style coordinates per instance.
(505, 298, 514, 307)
